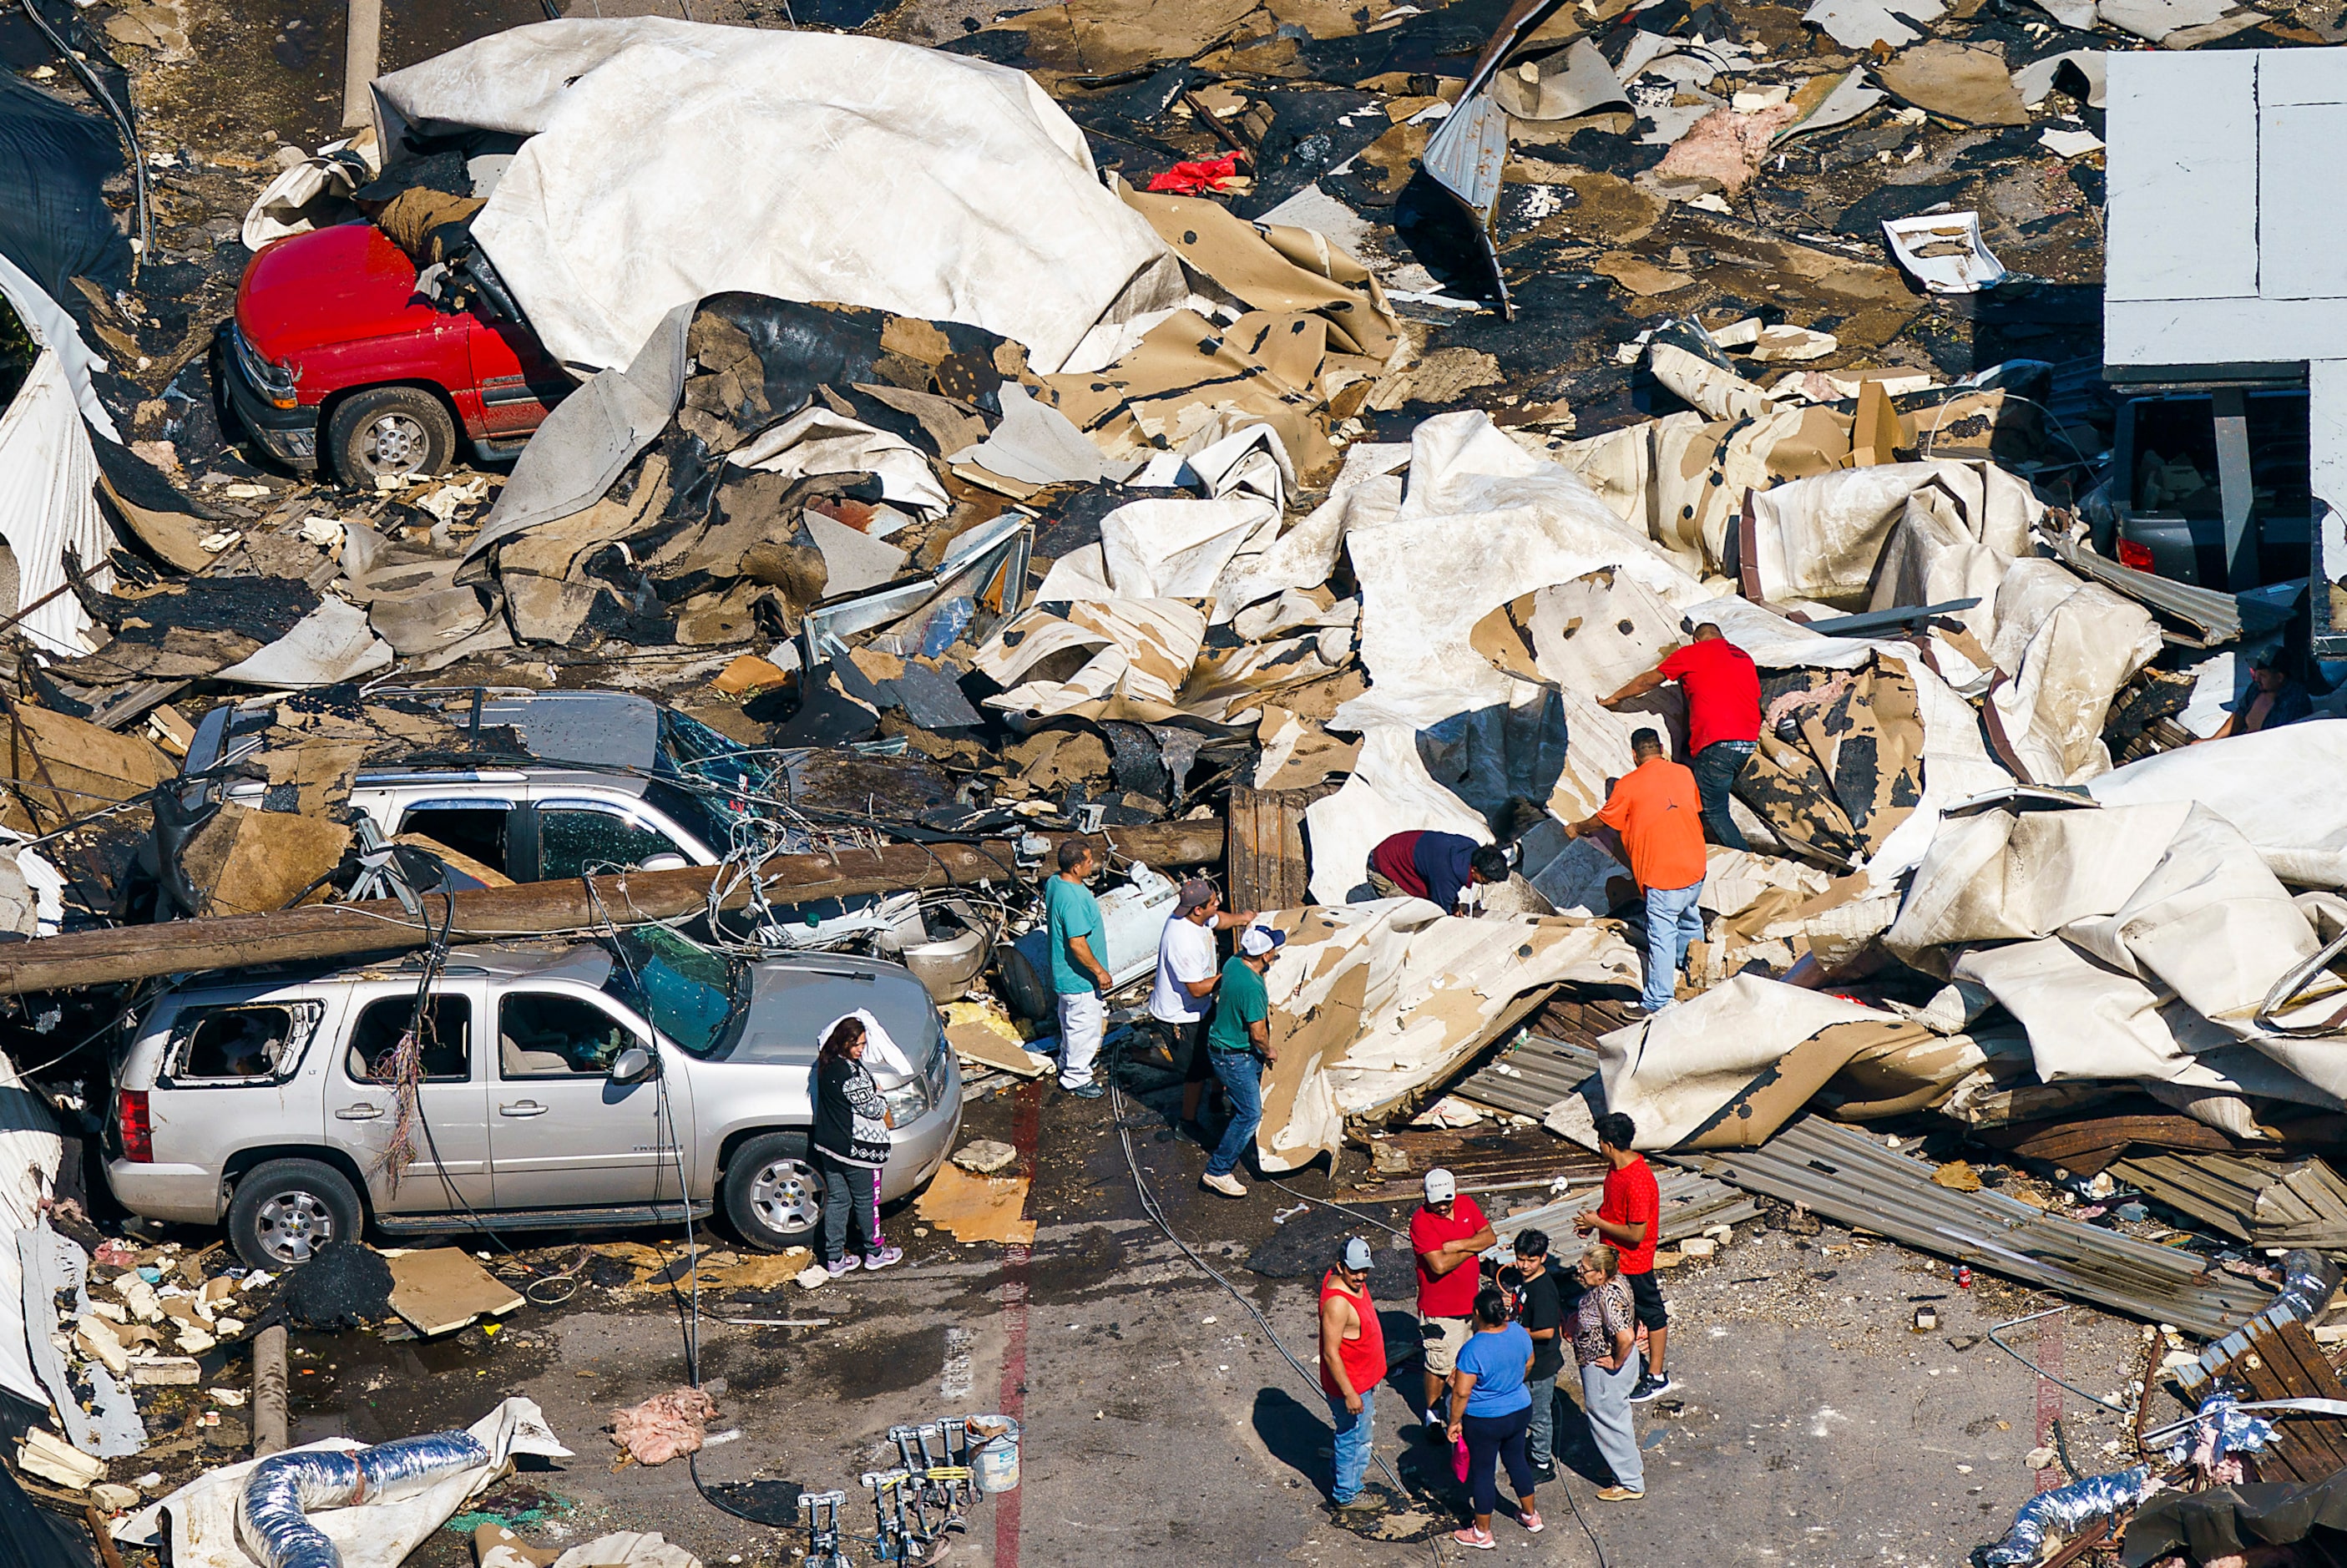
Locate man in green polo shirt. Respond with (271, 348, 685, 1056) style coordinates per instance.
(1201, 923, 1285, 1198)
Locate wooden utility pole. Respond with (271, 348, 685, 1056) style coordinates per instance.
(0, 821, 1225, 997)
(342, 0, 382, 129)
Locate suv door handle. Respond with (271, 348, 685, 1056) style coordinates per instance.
(498, 1101, 549, 1118)
(335, 1105, 383, 1121)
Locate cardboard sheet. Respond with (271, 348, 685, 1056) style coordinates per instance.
(913, 1164, 1037, 1245)
(387, 1249, 526, 1337)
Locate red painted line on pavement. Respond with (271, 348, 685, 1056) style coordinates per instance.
(994, 1080, 1044, 1568)
(2032, 1313, 2066, 1495)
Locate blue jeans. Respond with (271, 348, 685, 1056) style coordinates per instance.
(1207, 1050, 1262, 1177)
(1525, 1373, 1559, 1469)
(1692, 740, 1755, 850)
(1328, 1388, 1374, 1503)
(1641, 879, 1704, 1011)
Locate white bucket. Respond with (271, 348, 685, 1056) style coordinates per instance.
(967, 1414, 1021, 1494)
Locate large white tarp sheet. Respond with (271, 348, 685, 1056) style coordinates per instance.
(371, 20, 1188, 375)
(1252, 903, 1640, 1171)
(0, 350, 113, 654)
(2087, 721, 2347, 888)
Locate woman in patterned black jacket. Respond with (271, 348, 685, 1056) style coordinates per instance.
(812, 1014, 903, 1276)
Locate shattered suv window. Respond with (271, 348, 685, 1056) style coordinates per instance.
(538, 808, 681, 879)
(603, 928, 743, 1059)
(168, 1003, 322, 1086)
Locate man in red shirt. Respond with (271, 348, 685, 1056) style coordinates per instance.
(1576, 1111, 1677, 1402)
(1409, 1168, 1495, 1423)
(1561, 729, 1707, 1014)
(1318, 1236, 1388, 1510)
(1601, 620, 1763, 851)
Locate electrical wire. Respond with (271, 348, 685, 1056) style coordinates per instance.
(1985, 1305, 2131, 1415)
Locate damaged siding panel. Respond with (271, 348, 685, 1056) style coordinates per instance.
(2104, 51, 2258, 306)
(2261, 104, 2347, 301)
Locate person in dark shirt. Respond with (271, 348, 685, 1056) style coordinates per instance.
(2208, 655, 2314, 739)
(1511, 1228, 1570, 1481)
(1363, 831, 1510, 915)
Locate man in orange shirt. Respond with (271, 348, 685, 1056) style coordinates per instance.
(1562, 729, 1706, 1015)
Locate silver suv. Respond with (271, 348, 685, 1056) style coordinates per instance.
(104, 929, 963, 1267)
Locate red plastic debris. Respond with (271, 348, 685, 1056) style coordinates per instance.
(1147, 154, 1245, 195)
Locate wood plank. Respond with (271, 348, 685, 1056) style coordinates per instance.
(1227, 786, 1315, 913)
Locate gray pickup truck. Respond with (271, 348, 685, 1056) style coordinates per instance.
(104, 928, 962, 1267)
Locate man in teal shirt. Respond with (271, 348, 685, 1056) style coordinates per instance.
(1201, 923, 1284, 1197)
(1045, 839, 1113, 1098)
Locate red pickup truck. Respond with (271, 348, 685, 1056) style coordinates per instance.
(220, 220, 572, 483)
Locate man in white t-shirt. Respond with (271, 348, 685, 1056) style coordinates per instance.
(1150, 878, 1254, 1141)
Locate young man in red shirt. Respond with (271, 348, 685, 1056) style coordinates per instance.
(1576, 1111, 1677, 1402)
(1409, 1168, 1495, 1424)
(1601, 620, 1763, 851)
(1318, 1236, 1388, 1510)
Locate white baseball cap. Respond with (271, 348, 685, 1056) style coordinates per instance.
(1342, 1237, 1374, 1271)
(1424, 1168, 1457, 1203)
(1240, 923, 1287, 957)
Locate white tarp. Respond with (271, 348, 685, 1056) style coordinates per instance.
(0, 349, 114, 654)
(1984, 559, 2161, 786)
(1885, 799, 2347, 1110)
(1741, 461, 2037, 614)
(216, 597, 395, 687)
(0, 1053, 62, 1418)
(119, 1399, 571, 1568)
(371, 20, 1188, 375)
(0, 253, 119, 443)
(2087, 721, 2347, 888)
(1305, 412, 1709, 902)
(1253, 903, 1641, 1172)
(1596, 974, 1891, 1148)
(727, 407, 952, 518)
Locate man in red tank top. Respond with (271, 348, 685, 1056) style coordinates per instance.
(1318, 1237, 1388, 1510)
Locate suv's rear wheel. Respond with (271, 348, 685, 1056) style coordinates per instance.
(723, 1131, 823, 1252)
(326, 386, 455, 484)
(228, 1159, 363, 1268)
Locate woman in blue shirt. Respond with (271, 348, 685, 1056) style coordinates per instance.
(1444, 1285, 1542, 1546)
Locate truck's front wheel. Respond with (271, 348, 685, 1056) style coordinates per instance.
(326, 387, 455, 485)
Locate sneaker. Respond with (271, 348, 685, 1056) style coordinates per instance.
(1450, 1527, 1495, 1550)
(826, 1256, 861, 1277)
(863, 1246, 904, 1271)
(1629, 1373, 1682, 1403)
(1201, 1171, 1247, 1199)
(1531, 1460, 1557, 1483)
(1596, 1486, 1645, 1503)
(1060, 1080, 1105, 1100)
(1517, 1510, 1544, 1534)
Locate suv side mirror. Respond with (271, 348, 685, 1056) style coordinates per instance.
(610, 1046, 657, 1084)
(638, 853, 690, 873)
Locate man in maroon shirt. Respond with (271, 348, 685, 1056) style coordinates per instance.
(1409, 1167, 1495, 1422)
(1601, 620, 1763, 852)
(1576, 1111, 1677, 1401)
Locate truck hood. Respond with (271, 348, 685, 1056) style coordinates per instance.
(725, 954, 941, 1086)
(236, 221, 440, 360)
